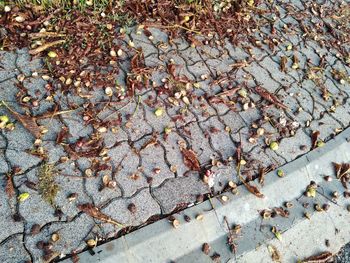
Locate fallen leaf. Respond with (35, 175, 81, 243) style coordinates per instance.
(1, 101, 42, 138)
(215, 87, 240, 98)
(255, 86, 289, 110)
(274, 207, 289, 218)
(300, 251, 333, 263)
(271, 226, 282, 241)
(258, 167, 267, 185)
(268, 245, 282, 262)
(18, 192, 30, 202)
(180, 147, 200, 171)
(5, 173, 15, 198)
(311, 131, 320, 150)
(78, 203, 123, 227)
(280, 56, 287, 72)
(333, 162, 350, 180)
(56, 126, 69, 144)
(240, 176, 264, 198)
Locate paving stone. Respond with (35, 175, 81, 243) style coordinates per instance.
(102, 188, 161, 230)
(1, 0, 350, 260)
(152, 175, 209, 214)
(0, 185, 23, 243)
(25, 213, 95, 262)
(0, 234, 31, 263)
(139, 143, 174, 187)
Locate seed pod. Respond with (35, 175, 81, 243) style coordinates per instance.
(51, 233, 60, 242)
(110, 49, 117, 57)
(15, 16, 25, 23)
(128, 203, 137, 214)
(277, 170, 285, 177)
(221, 195, 229, 202)
(202, 243, 211, 255)
(67, 193, 78, 202)
(269, 141, 279, 151)
(344, 191, 350, 198)
(256, 127, 265, 136)
(196, 214, 204, 221)
(172, 219, 180, 228)
(228, 181, 237, 189)
(47, 51, 57, 58)
(105, 87, 113, 96)
(196, 194, 204, 203)
(324, 176, 332, 182)
(30, 224, 41, 235)
(238, 89, 247, 98)
(184, 215, 191, 222)
(284, 202, 293, 208)
(86, 239, 97, 247)
(322, 204, 330, 212)
(154, 108, 163, 117)
(314, 204, 323, 212)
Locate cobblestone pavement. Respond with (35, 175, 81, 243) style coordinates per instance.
(0, 0, 349, 262)
(336, 243, 350, 263)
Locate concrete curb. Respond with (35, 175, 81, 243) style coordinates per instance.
(63, 128, 350, 263)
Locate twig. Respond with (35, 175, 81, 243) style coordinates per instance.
(29, 40, 66, 55)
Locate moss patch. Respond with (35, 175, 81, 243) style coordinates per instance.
(38, 163, 59, 206)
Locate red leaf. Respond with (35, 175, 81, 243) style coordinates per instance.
(180, 147, 200, 171)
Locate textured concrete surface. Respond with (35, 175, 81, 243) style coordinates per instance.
(0, 0, 349, 262)
(67, 127, 350, 263)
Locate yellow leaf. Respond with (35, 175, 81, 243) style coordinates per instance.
(18, 192, 30, 202)
(154, 108, 164, 117)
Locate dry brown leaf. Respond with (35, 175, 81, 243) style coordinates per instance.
(139, 135, 158, 151)
(78, 203, 123, 227)
(280, 56, 287, 72)
(333, 162, 343, 178)
(258, 167, 266, 185)
(267, 245, 282, 262)
(273, 207, 289, 218)
(300, 251, 333, 263)
(180, 147, 200, 171)
(333, 162, 350, 179)
(167, 64, 177, 78)
(255, 86, 289, 110)
(2, 101, 42, 138)
(215, 87, 240, 98)
(240, 176, 264, 198)
(56, 126, 69, 144)
(5, 173, 15, 198)
(311, 131, 320, 150)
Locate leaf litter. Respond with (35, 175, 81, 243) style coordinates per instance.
(0, 0, 349, 261)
